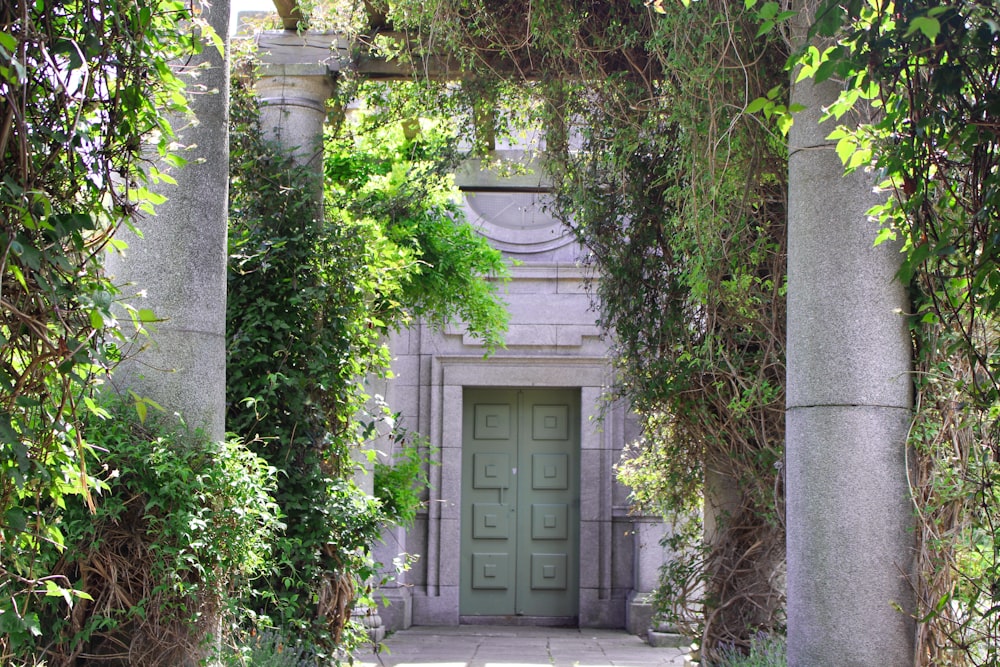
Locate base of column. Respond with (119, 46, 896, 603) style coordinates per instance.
(625, 590, 655, 636)
(377, 586, 413, 632)
(354, 605, 386, 643)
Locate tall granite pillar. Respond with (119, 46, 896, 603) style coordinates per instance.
(785, 2, 915, 664)
(255, 46, 395, 640)
(107, 0, 230, 441)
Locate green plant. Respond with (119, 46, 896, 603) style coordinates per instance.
(226, 58, 508, 655)
(712, 633, 786, 667)
(326, 80, 511, 353)
(374, 424, 434, 528)
(0, 0, 212, 660)
(32, 397, 280, 666)
(384, 0, 789, 653)
(227, 71, 386, 653)
(225, 628, 321, 667)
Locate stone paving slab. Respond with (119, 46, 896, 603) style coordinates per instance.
(351, 626, 690, 667)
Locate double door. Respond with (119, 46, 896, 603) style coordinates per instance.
(460, 388, 580, 619)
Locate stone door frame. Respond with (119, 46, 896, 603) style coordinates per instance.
(411, 354, 625, 627)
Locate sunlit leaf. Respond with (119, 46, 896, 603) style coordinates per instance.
(906, 16, 940, 41)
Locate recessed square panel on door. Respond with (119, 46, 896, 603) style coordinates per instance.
(532, 453, 568, 490)
(472, 553, 510, 590)
(530, 553, 568, 590)
(532, 404, 569, 440)
(475, 404, 511, 440)
(473, 452, 510, 489)
(531, 504, 568, 540)
(473, 503, 510, 539)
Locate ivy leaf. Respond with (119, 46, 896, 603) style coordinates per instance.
(756, 20, 776, 37)
(811, 0, 846, 37)
(776, 113, 793, 136)
(0, 31, 16, 53)
(129, 391, 164, 424)
(906, 16, 941, 41)
(746, 96, 769, 114)
(846, 147, 871, 170)
(25, 612, 42, 637)
(757, 2, 780, 20)
(44, 579, 74, 606)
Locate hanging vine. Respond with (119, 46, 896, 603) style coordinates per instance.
(383, 0, 789, 656)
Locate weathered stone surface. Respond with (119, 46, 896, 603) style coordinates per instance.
(785, 405, 915, 666)
(647, 631, 690, 649)
(108, 0, 230, 440)
(786, 133, 910, 410)
(786, 50, 915, 665)
(256, 65, 333, 174)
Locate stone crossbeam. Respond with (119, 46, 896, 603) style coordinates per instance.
(256, 31, 461, 80)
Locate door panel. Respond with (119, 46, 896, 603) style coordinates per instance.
(462, 390, 518, 615)
(461, 388, 579, 618)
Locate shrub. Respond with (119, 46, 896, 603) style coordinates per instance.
(36, 399, 280, 666)
(711, 633, 786, 667)
(224, 628, 320, 667)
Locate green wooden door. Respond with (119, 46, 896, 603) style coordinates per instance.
(460, 388, 580, 618)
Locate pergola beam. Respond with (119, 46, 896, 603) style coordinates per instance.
(256, 31, 462, 80)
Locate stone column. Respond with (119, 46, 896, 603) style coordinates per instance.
(785, 2, 915, 663)
(104, 4, 230, 663)
(255, 62, 332, 228)
(107, 0, 230, 441)
(626, 517, 673, 642)
(256, 63, 333, 169)
(254, 54, 394, 641)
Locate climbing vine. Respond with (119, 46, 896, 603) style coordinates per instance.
(366, 0, 1000, 661)
(0, 0, 207, 660)
(226, 59, 509, 653)
(383, 0, 789, 656)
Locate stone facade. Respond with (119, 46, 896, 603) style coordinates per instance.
(371, 154, 665, 633)
(250, 34, 667, 634)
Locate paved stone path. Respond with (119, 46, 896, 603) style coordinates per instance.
(351, 626, 690, 667)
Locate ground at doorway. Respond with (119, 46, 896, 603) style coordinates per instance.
(351, 625, 690, 666)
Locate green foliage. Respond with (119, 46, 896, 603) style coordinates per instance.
(388, 0, 788, 653)
(226, 63, 508, 654)
(327, 82, 511, 352)
(28, 398, 279, 665)
(374, 424, 434, 527)
(616, 413, 702, 517)
(224, 628, 320, 667)
(712, 633, 786, 667)
(227, 71, 384, 653)
(0, 0, 210, 660)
